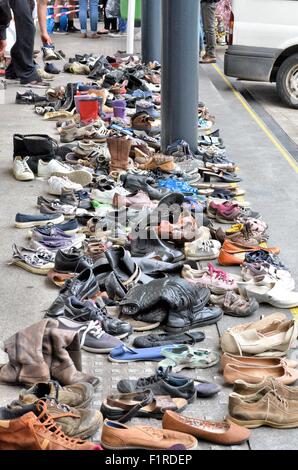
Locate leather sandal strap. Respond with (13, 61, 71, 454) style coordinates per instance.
(117, 390, 154, 423)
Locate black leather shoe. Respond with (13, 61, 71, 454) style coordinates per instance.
(46, 268, 98, 317)
(133, 331, 205, 348)
(130, 227, 185, 263)
(132, 256, 184, 276)
(64, 296, 132, 339)
(54, 249, 93, 274)
(105, 247, 153, 285)
(166, 305, 223, 333)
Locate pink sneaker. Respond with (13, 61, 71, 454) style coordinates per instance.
(182, 263, 241, 294)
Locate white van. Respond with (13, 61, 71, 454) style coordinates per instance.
(224, 0, 298, 108)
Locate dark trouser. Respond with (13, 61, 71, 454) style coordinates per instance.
(201, 2, 217, 57)
(102, 0, 117, 30)
(6, 0, 39, 83)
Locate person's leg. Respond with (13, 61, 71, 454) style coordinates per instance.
(68, 0, 80, 31)
(54, 0, 62, 31)
(201, 2, 217, 58)
(90, 0, 99, 33)
(8, 0, 39, 83)
(79, 0, 88, 33)
(110, 17, 118, 32)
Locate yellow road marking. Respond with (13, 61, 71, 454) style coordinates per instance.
(212, 65, 298, 319)
(212, 64, 298, 175)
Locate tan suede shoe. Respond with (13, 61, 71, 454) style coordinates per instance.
(228, 390, 298, 428)
(221, 313, 297, 357)
(220, 352, 298, 371)
(162, 410, 250, 445)
(224, 363, 298, 385)
(233, 377, 298, 400)
(101, 419, 197, 450)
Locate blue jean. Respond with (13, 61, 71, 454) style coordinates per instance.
(79, 0, 99, 33)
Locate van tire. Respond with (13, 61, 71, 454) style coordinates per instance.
(276, 54, 298, 109)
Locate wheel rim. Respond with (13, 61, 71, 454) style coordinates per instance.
(286, 64, 298, 101)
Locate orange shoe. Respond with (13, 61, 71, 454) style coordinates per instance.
(218, 240, 280, 266)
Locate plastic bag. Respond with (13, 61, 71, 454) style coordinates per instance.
(106, 0, 120, 19)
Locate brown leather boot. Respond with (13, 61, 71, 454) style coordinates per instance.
(48, 325, 99, 387)
(108, 136, 132, 172)
(0, 319, 54, 385)
(0, 400, 100, 450)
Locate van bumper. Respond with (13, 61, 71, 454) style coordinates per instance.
(224, 45, 280, 82)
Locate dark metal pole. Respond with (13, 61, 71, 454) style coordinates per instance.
(161, 0, 199, 153)
(141, 0, 161, 63)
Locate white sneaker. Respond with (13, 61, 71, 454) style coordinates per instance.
(91, 187, 128, 204)
(38, 159, 92, 186)
(13, 156, 35, 181)
(184, 239, 221, 261)
(48, 176, 83, 196)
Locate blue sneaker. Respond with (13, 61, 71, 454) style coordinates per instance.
(15, 213, 64, 229)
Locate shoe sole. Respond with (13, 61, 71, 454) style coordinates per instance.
(83, 345, 114, 354)
(20, 83, 50, 89)
(12, 260, 54, 275)
(165, 313, 223, 333)
(15, 215, 64, 228)
(101, 441, 198, 451)
(51, 170, 92, 186)
(132, 321, 161, 332)
(27, 227, 79, 238)
(172, 358, 219, 372)
(13, 173, 34, 181)
(228, 415, 298, 429)
(184, 253, 219, 261)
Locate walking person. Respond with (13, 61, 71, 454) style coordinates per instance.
(4, 0, 51, 86)
(200, 0, 220, 63)
(79, 0, 99, 38)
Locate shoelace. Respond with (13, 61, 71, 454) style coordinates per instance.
(32, 401, 86, 448)
(79, 320, 105, 347)
(208, 263, 234, 284)
(136, 367, 171, 387)
(17, 157, 31, 172)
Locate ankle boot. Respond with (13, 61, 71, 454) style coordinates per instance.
(108, 136, 132, 172)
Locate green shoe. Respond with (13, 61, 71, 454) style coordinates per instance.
(159, 345, 219, 372)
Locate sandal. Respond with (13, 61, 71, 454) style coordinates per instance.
(100, 390, 187, 421)
(199, 168, 241, 183)
(158, 345, 220, 372)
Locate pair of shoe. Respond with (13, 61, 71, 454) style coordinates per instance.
(221, 312, 298, 357)
(182, 262, 241, 293)
(229, 377, 298, 429)
(9, 381, 102, 440)
(221, 352, 298, 385)
(218, 240, 280, 266)
(0, 400, 100, 450)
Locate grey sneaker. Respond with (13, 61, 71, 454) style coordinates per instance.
(10, 244, 55, 275)
(117, 367, 196, 402)
(58, 317, 123, 353)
